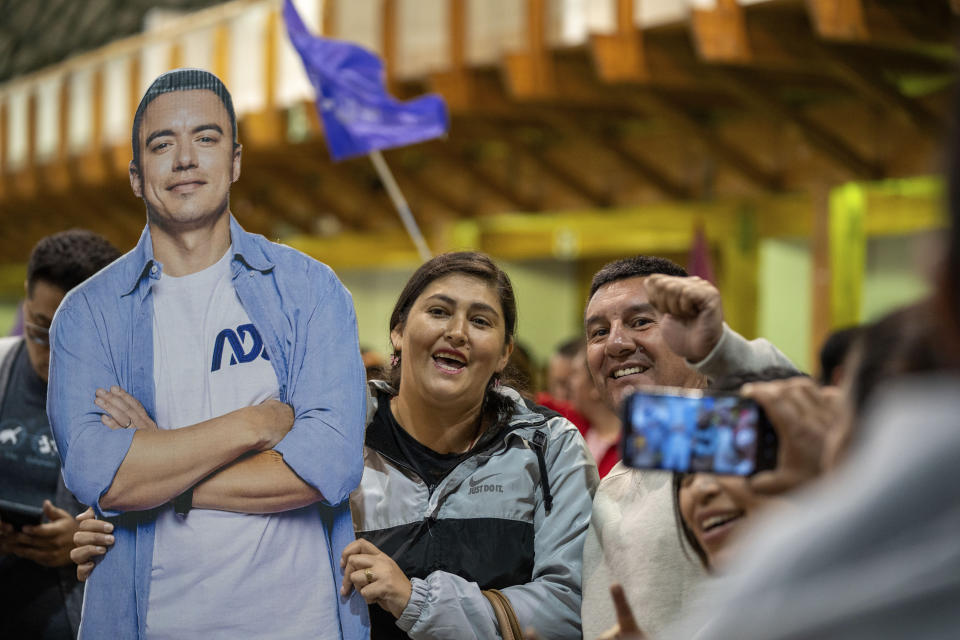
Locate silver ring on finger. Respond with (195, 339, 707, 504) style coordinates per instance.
(125, 417, 133, 428)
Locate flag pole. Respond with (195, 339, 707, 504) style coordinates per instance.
(368, 150, 432, 262)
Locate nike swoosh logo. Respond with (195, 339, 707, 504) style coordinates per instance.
(469, 474, 498, 488)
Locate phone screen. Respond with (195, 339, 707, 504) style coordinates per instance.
(621, 387, 777, 475)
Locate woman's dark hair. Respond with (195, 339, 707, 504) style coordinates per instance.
(672, 366, 805, 571)
(387, 252, 519, 430)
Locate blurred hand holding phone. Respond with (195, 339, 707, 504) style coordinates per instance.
(621, 386, 778, 476)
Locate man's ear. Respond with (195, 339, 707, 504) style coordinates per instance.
(232, 144, 242, 183)
(129, 161, 143, 198)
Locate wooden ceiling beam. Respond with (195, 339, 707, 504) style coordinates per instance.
(494, 127, 612, 207)
(806, 0, 954, 48)
(233, 168, 315, 236)
(428, 141, 541, 212)
(590, 0, 649, 83)
(712, 69, 883, 179)
(630, 92, 782, 191)
(384, 150, 473, 217)
(813, 44, 946, 137)
(429, 0, 476, 111)
(248, 150, 356, 228)
(296, 151, 400, 232)
(690, 1, 947, 139)
(502, 0, 556, 100)
(267, 146, 391, 231)
(533, 111, 693, 200)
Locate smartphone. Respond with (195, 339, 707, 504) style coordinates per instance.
(0, 499, 44, 531)
(621, 386, 778, 475)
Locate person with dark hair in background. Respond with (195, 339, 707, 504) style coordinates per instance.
(0, 230, 120, 639)
(579, 255, 795, 639)
(342, 251, 597, 639)
(544, 337, 583, 404)
(47, 69, 367, 638)
(818, 325, 861, 386)
(506, 340, 538, 397)
(567, 343, 622, 477)
(362, 346, 388, 382)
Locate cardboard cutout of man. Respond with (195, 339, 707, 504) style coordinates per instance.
(47, 69, 368, 639)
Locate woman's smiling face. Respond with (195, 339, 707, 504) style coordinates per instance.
(391, 273, 513, 405)
(679, 473, 775, 568)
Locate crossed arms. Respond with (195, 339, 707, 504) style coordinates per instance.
(47, 279, 366, 518)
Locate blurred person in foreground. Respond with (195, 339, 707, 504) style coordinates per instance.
(0, 230, 120, 639)
(579, 257, 794, 638)
(647, 110, 960, 640)
(77, 252, 599, 639)
(47, 69, 367, 638)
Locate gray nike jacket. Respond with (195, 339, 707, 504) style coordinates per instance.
(351, 381, 600, 639)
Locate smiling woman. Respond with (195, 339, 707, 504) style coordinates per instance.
(672, 367, 802, 571)
(343, 251, 599, 639)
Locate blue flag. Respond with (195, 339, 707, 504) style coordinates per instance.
(283, 0, 449, 162)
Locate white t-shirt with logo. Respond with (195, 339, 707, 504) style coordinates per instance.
(145, 248, 337, 639)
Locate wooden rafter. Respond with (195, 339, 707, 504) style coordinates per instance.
(384, 150, 473, 217)
(689, 0, 946, 139)
(535, 111, 693, 200)
(815, 45, 946, 136)
(806, 0, 954, 47)
(495, 126, 612, 207)
(503, 0, 555, 99)
(713, 69, 882, 179)
(429, 141, 541, 212)
(631, 92, 783, 191)
(590, 0, 648, 83)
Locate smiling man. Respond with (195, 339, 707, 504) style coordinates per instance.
(46, 69, 367, 639)
(578, 255, 793, 639)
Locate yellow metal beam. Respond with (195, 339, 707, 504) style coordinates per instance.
(829, 182, 867, 328)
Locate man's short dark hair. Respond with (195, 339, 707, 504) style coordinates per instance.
(589, 256, 688, 299)
(131, 68, 238, 170)
(27, 230, 121, 296)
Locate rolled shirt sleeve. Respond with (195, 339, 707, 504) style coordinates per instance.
(273, 266, 367, 507)
(47, 292, 136, 518)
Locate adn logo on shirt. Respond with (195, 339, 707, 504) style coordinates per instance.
(211, 324, 271, 372)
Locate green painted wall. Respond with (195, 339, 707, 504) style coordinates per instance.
(862, 234, 932, 321)
(0, 301, 19, 336)
(756, 233, 933, 376)
(758, 238, 813, 373)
